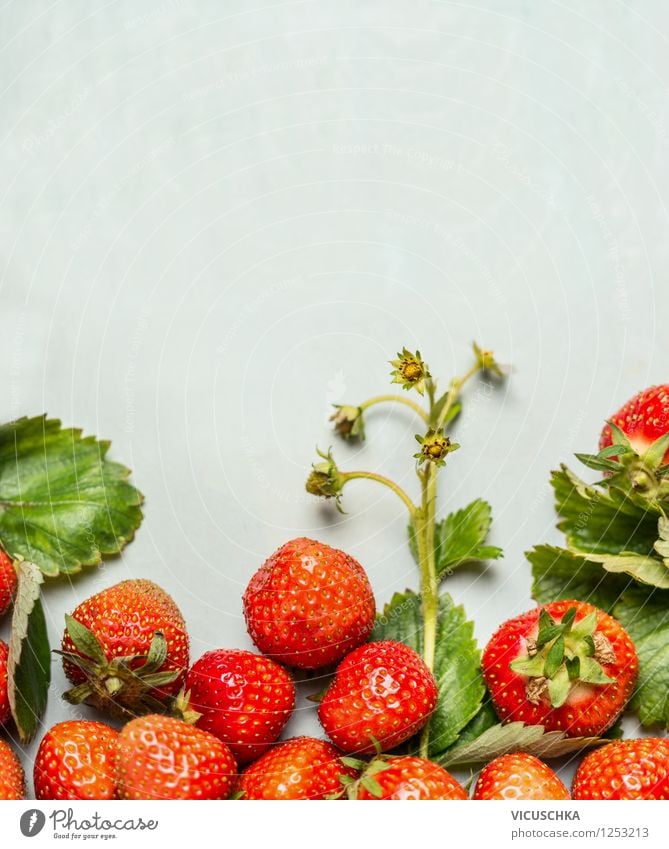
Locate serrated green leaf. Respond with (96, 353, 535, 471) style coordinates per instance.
(613, 586, 669, 728)
(439, 721, 606, 767)
(584, 551, 669, 589)
(7, 560, 51, 742)
(551, 466, 659, 556)
(372, 590, 484, 756)
(0, 415, 143, 576)
(528, 545, 630, 612)
(434, 499, 503, 577)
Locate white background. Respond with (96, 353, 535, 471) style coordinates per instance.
(1, 0, 668, 798)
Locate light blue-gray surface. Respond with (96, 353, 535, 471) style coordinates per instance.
(1, 0, 668, 795)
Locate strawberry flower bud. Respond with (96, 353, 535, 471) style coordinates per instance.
(390, 348, 430, 395)
(473, 341, 506, 379)
(414, 429, 459, 467)
(305, 448, 346, 510)
(330, 405, 365, 440)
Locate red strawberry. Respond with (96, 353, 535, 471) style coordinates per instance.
(238, 736, 357, 800)
(0, 548, 17, 617)
(0, 740, 24, 799)
(354, 756, 467, 800)
(184, 648, 295, 764)
(0, 639, 11, 726)
(572, 738, 669, 800)
(34, 720, 118, 800)
(60, 579, 189, 718)
(318, 640, 438, 754)
(600, 385, 669, 463)
(482, 600, 637, 738)
(117, 714, 237, 800)
(473, 753, 570, 800)
(243, 537, 376, 669)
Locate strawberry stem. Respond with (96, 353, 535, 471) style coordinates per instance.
(340, 472, 417, 515)
(359, 394, 429, 423)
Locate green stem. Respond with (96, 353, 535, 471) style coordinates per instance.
(360, 394, 428, 423)
(417, 362, 481, 758)
(341, 471, 417, 515)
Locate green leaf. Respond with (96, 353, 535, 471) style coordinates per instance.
(614, 585, 669, 728)
(7, 559, 51, 742)
(0, 415, 144, 576)
(64, 613, 106, 664)
(643, 432, 669, 470)
(372, 590, 484, 756)
(434, 499, 503, 578)
(551, 466, 659, 556)
(528, 545, 630, 612)
(547, 665, 570, 707)
(439, 721, 606, 767)
(583, 551, 669, 589)
(544, 635, 565, 679)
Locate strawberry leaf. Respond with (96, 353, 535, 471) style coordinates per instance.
(552, 466, 659, 556)
(0, 415, 143, 576)
(408, 499, 503, 579)
(372, 590, 484, 756)
(439, 721, 606, 767)
(7, 559, 51, 742)
(614, 586, 669, 728)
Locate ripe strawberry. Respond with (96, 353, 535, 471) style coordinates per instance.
(482, 600, 637, 737)
(473, 753, 570, 800)
(318, 640, 438, 754)
(243, 537, 376, 669)
(60, 579, 189, 718)
(184, 648, 295, 764)
(117, 714, 237, 800)
(572, 738, 669, 800)
(0, 548, 17, 617)
(0, 639, 11, 726)
(0, 739, 24, 799)
(34, 720, 119, 800)
(354, 756, 467, 800)
(600, 385, 669, 463)
(238, 736, 357, 800)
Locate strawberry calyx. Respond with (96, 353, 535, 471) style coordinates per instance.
(510, 607, 616, 709)
(577, 423, 669, 501)
(58, 614, 181, 718)
(170, 688, 203, 725)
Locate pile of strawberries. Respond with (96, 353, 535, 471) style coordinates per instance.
(0, 385, 668, 800)
(0, 534, 667, 801)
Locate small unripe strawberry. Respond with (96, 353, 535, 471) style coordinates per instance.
(243, 537, 375, 669)
(318, 640, 438, 754)
(473, 753, 570, 800)
(117, 714, 237, 800)
(185, 648, 295, 764)
(34, 720, 118, 800)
